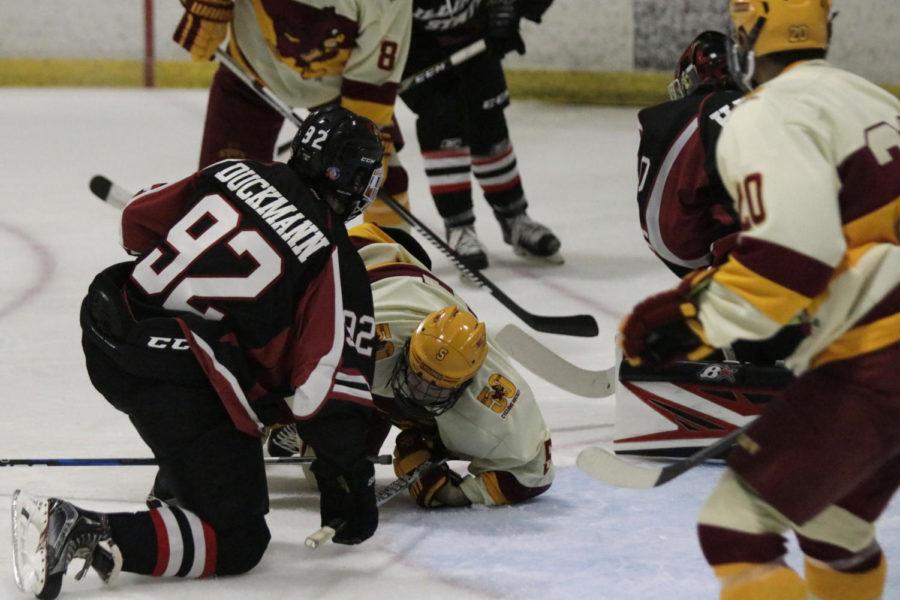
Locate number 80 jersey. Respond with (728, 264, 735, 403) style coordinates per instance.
(120, 159, 376, 436)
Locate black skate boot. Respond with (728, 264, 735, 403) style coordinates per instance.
(266, 422, 303, 457)
(446, 224, 489, 271)
(12, 490, 122, 600)
(266, 423, 319, 490)
(498, 212, 563, 264)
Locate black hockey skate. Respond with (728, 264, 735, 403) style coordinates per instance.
(12, 490, 122, 600)
(266, 422, 303, 457)
(265, 423, 319, 490)
(499, 213, 564, 264)
(446, 224, 489, 271)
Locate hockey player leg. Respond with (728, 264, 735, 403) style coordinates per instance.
(804, 555, 886, 600)
(793, 454, 900, 600)
(407, 79, 487, 271)
(199, 66, 284, 168)
(465, 55, 562, 264)
(698, 470, 806, 600)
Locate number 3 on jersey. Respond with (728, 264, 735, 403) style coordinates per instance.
(132, 195, 282, 320)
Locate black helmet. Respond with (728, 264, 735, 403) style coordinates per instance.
(289, 106, 385, 221)
(667, 31, 734, 100)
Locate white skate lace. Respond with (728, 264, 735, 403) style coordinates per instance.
(447, 225, 485, 257)
(271, 424, 302, 454)
(507, 214, 548, 246)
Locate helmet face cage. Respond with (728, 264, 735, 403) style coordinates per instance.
(389, 343, 469, 421)
(668, 31, 732, 100)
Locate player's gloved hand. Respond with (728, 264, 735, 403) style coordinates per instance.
(310, 457, 377, 544)
(619, 270, 716, 367)
(486, 0, 526, 58)
(393, 430, 458, 507)
(519, 0, 555, 24)
(173, 0, 234, 61)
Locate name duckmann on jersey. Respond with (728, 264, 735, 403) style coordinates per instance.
(214, 162, 330, 263)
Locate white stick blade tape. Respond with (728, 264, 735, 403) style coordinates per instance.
(304, 526, 336, 549)
(576, 447, 662, 490)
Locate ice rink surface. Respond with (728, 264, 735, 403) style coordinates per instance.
(0, 88, 897, 599)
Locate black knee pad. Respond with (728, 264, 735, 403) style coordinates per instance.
(215, 516, 271, 575)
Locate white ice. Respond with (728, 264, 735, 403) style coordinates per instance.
(0, 89, 897, 600)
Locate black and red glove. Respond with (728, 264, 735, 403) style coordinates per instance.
(310, 457, 377, 545)
(486, 0, 526, 58)
(173, 0, 233, 62)
(619, 270, 716, 367)
(393, 429, 460, 508)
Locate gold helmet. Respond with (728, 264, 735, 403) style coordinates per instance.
(390, 306, 488, 419)
(727, 0, 832, 90)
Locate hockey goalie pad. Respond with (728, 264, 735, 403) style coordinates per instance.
(613, 357, 794, 458)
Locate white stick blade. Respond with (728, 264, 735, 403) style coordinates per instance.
(495, 325, 614, 398)
(304, 525, 336, 549)
(576, 447, 663, 490)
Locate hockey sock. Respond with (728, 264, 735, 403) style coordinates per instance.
(107, 507, 217, 578)
(422, 147, 475, 222)
(472, 142, 526, 215)
(713, 562, 807, 600)
(805, 555, 886, 600)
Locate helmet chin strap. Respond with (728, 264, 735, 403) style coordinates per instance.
(727, 16, 766, 92)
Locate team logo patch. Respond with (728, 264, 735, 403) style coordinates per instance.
(477, 373, 520, 419)
(326, 166, 341, 181)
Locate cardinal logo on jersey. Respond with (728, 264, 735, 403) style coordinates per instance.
(477, 373, 520, 419)
(256, 1, 355, 79)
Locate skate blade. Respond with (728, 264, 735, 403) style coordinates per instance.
(11, 490, 50, 594)
(512, 246, 565, 265)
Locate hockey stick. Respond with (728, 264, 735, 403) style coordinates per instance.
(304, 458, 449, 549)
(575, 425, 749, 489)
(0, 454, 392, 468)
(375, 195, 599, 337)
(494, 324, 614, 396)
(274, 39, 488, 156)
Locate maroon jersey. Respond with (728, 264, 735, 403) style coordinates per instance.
(120, 159, 375, 437)
(636, 90, 743, 277)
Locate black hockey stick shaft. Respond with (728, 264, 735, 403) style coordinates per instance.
(274, 40, 488, 155)
(0, 455, 393, 468)
(654, 426, 747, 486)
(213, 51, 598, 337)
(378, 193, 598, 336)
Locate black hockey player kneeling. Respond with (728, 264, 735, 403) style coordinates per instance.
(11, 106, 385, 599)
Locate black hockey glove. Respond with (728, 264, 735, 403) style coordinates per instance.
(520, 0, 555, 23)
(310, 457, 377, 545)
(486, 0, 526, 58)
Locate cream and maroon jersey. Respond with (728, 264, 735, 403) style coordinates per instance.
(228, 0, 411, 133)
(349, 224, 554, 506)
(701, 60, 900, 374)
